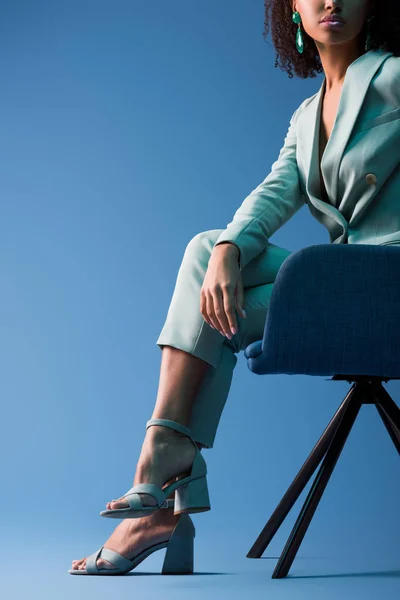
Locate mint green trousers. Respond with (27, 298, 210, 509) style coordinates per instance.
(156, 230, 293, 450)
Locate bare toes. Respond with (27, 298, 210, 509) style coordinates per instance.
(107, 498, 129, 510)
(72, 556, 116, 571)
(72, 558, 83, 568)
(106, 492, 160, 510)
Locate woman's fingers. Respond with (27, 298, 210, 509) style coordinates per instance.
(219, 287, 238, 336)
(206, 293, 220, 331)
(201, 288, 244, 337)
(200, 250, 246, 337)
(207, 287, 236, 337)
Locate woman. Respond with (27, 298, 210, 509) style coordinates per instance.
(70, 0, 400, 574)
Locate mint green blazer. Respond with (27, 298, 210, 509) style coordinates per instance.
(214, 49, 400, 271)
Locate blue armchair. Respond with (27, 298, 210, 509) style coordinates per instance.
(244, 243, 400, 578)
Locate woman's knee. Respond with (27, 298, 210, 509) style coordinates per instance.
(184, 230, 225, 258)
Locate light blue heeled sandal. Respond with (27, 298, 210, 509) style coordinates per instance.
(69, 500, 196, 575)
(100, 418, 210, 519)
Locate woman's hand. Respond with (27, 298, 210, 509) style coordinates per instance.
(200, 245, 246, 338)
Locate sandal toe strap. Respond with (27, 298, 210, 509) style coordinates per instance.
(123, 483, 166, 509)
(85, 547, 104, 573)
(100, 547, 134, 571)
(85, 547, 132, 573)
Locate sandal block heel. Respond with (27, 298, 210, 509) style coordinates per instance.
(161, 514, 195, 575)
(174, 474, 211, 515)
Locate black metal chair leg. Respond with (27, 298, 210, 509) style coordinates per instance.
(247, 388, 356, 560)
(372, 383, 400, 431)
(370, 383, 400, 454)
(272, 393, 362, 579)
(375, 404, 400, 455)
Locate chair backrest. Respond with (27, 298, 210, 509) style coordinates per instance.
(244, 244, 400, 378)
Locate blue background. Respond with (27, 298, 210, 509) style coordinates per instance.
(0, 1, 398, 598)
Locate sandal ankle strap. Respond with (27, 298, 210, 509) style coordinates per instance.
(146, 418, 193, 439)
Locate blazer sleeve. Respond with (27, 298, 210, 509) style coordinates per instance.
(213, 106, 305, 271)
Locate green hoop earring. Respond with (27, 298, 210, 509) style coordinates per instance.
(292, 11, 303, 54)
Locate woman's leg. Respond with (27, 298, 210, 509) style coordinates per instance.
(71, 231, 292, 571)
(156, 230, 293, 450)
(103, 345, 211, 511)
(151, 345, 211, 429)
(72, 346, 216, 572)
(105, 230, 292, 510)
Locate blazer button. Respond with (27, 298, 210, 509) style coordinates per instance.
(366, 173, 377, 185)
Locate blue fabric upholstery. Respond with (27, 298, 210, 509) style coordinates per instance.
(244, 244, 400, 378)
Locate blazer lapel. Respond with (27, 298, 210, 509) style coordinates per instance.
(297, 49, 394, 243)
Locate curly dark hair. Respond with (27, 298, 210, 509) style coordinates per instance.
(263, 0, 400, 79)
